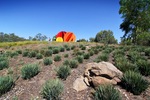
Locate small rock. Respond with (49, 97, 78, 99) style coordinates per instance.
(73, 76, 88, 92)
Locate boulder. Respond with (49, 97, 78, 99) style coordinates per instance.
(73, 76, 88, 92)
(91, 76, 117, 87)
(84, 62, 123, 87)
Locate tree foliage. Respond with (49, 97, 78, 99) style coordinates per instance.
(0, 32, 26, 42)
(29, 33, 47, 41)
(95, 30, 117, 44)
(119, 0, 150, 44)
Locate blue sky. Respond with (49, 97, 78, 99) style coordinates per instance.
(0, 0, 124, 42)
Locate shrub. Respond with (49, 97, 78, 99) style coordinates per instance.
(21, 63, 40, 79)
(63, 59, 70, 66)
(10, 51, 19, 58)
(0, 57, 9, 70)
(63, 44, 69, 48)
(64, 54, 69, 58)
(59, 47, 65, 52)
(41, 79, 64, 100)
(71, 45, 76, 50)
(89, 50, 94, 56)
(83, 53, 90, 59)
(44, 50, 53, 57)
(94, 84, 122, 100)
(43, 58, 53, 65)
(54, 55, 61, 61)
(66, 47, 71, 51)
(28, 51, 36, 58)
(16, 49, 22, 54)
(36, 53, 43, 59)
(136, 59, 150, 76)
(53, 48, 60, 54)
(76, 55, 84, 63)
(121, 70, 149, 95)
(70, 60, 78, 68)
(99, 53, 109, 61)
(22, 50, 29, 57)
(0, 75, 14, 96)
(115, 58, 138, 72)
(127, 51, 144, 63)
(81, 46, 86, 50)
(145, 48, 150, 56)
(56, 65, 71, 80)
(93, 49, 99, 54)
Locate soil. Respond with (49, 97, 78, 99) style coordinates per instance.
(0, 42, 150, 100)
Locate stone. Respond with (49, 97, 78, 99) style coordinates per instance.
(91, 76, 117, 87)
(73, 76, 88, 92)
(84, 77, 90, 86)
(84, 61, 123, 79)
(84, 62, 123, 87)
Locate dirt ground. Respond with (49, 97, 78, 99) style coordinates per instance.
(0, 43, 150, 100)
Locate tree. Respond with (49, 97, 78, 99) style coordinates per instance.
(95, 30, 117, 45)
(77, 39, 87, 42)
(34, 33, 47, 41)
(89, 37, 95, 42)
(119, 0, 150, 44)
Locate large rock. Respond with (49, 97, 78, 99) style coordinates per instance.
(84, 62, 123, 87)
(92, 76, 117, 87)
(73, 76, 88, 92)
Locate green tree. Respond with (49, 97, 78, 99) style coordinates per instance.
(119, 0, 150, 44)
(95, 30, 117, 45)
(89, 37, 95, 42)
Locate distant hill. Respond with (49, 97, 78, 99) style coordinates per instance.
(0, 32, 27, 42)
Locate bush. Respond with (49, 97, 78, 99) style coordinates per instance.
(36, 53, 43, 59)
(145, 48, 150, 56)
(136, 59, 150, 76)
(99, 53, 109, 61)
(66, 47, 71, 51)
(43, 58, 53, 65)
(10, 51, 19, 58)
(53, 48, 60, 54)
(121, 70, 149, 95)
(81, 46, 86, 50)
(94, 84, 122, 100)
(22, 50, 29, 57)
(64, 54, 69, 58)
(44, 50, 53, 57)
(0, 75, 14, 96)
(76, 55, 84, 63)
(70, 60, 78, 68)
(115, 58, 138, 72)
(89, 50, 94, 56)
(0, 57, 9, 70)
(28, 51, 37, 58)
(54, 55, 61, 61)
(56, 65, 71, 80)
(63, 59, 70, 66)
(63, 44, 69, 48)
(59, 47, 65, 52)
(83, 53, 90, 59)
(21, 63, 40, 79)
(16, 49, 22, 54)
(41, 79, 64, 100)
(71, 45, 76, 50)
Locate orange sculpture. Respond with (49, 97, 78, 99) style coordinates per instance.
(55, 31, 76, 42)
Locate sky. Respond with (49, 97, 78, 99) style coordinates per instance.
(0, 0, 124, 42)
